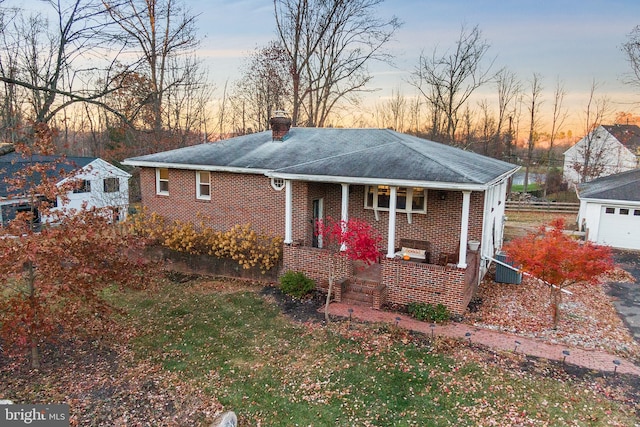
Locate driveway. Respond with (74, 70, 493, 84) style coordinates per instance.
(608, 250, 640, 342)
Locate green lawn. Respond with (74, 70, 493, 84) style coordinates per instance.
(115, 279, 638, 426)
(510, 183, 541, 193)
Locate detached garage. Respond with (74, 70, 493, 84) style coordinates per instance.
(577, 169, 640, 250)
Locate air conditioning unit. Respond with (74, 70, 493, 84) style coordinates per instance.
(495, 251, 522, 284)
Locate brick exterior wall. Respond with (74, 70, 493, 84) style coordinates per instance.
(282, 245, 352, 290)
(139, 167, 488, 313)
(140, 168, 288, 235)
(139, 171, 485, 260)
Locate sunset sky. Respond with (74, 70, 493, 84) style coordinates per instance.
(193, 0, 640, 132)
(6, 0, 640, 133)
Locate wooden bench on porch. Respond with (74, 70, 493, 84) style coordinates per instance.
(395, 238, 431, 264)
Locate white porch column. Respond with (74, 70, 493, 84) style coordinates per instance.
(340, 184, 349, 251)
(457, 190, 471, 268)
(386, 186, 398, 258)
(284, 179, 293, 244)
(341, 183, 349, 223)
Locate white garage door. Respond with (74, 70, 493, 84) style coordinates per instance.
(597, 206, 640, 250)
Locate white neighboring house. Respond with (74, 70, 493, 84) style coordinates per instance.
(0, 150, 131, 226)
(563, 124, 640, 188)
(577, 168, 640, 250)
(52, 158, 132, 222)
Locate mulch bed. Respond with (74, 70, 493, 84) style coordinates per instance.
(465, 267, 640, 361)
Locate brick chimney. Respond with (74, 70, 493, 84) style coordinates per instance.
(269, 111, 292, 141)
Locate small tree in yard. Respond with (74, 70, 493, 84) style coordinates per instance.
(504, 218, 614, 329)
(315, 217, 382, 322)
(0, 125, 151, 368)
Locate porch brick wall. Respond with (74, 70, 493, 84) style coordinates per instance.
(281, 245, 352, 291)
(381, 257, 470, 315)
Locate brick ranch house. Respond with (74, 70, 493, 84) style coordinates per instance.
(124, 118, 519, 315)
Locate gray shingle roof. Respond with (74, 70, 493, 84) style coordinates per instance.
(578, 168, 640, 202)
(0, 152, 96, 197)
(601, 124, 640, 151)
(125, 128, 518, 187)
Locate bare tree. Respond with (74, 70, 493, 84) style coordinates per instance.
(227, 42, 292, 135)
(458, 104, 476, 149)
(103, 0, 203, 135)
(623, 25, 640, 88)
(543, 78, 567, 196)
(494, 68, 521, 158)
(571, 80, 611, 183)
(274, 0, 400, 127)
(406, 95, 422, 134)
(374, 87, 407, 131)
(410, 24, 494, 143)
(523, 73, 543, 192)
(477, 99, 496, 155)
(0, 0, 128, 130)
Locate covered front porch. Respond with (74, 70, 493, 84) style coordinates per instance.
(281, 180, 481, 270)
(282, 244, 481, 315)
(277, 178, 490, 315)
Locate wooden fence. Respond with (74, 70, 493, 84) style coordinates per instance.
(505, 200, 580, 214)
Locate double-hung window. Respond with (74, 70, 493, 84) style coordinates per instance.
(196, 171, 211, 200)
(156, 168, 169, 195)
(365, 185, 427, 222)
(103, 177, 119, 193)
(73, 180, 91, 193)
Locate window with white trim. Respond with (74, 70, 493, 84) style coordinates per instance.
(156, 168, 169, 195)
(271, 177, 285, 191)
(196, 171, 211, 200)
(364, 186, 427, 213)
(73, 179, 91, 193)
(103, 177, 119, 193)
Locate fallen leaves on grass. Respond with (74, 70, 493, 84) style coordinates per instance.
(1, 340, 223, 426)
(467, 273, 640, 360)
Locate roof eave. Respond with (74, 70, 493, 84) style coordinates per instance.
(484, 166, 521, 187)
(122, 160, 271, 175)
(579, 196, 640, 206)
(266, 172, 489, 191)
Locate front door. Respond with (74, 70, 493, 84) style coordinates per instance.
(312, 198, 324, 248)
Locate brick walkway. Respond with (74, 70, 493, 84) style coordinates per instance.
(326, 302, 640, 376)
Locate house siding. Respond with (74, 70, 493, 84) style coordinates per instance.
(563, 126, 639, 186)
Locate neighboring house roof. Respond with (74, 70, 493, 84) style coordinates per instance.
(564, 124, 640, 156)
(0, 143, 14, 156)
(124, 128, 518, 189)
(578, 168, 640, 202)
(0, 152, 95, 197)
(601, 124, 640, 152)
